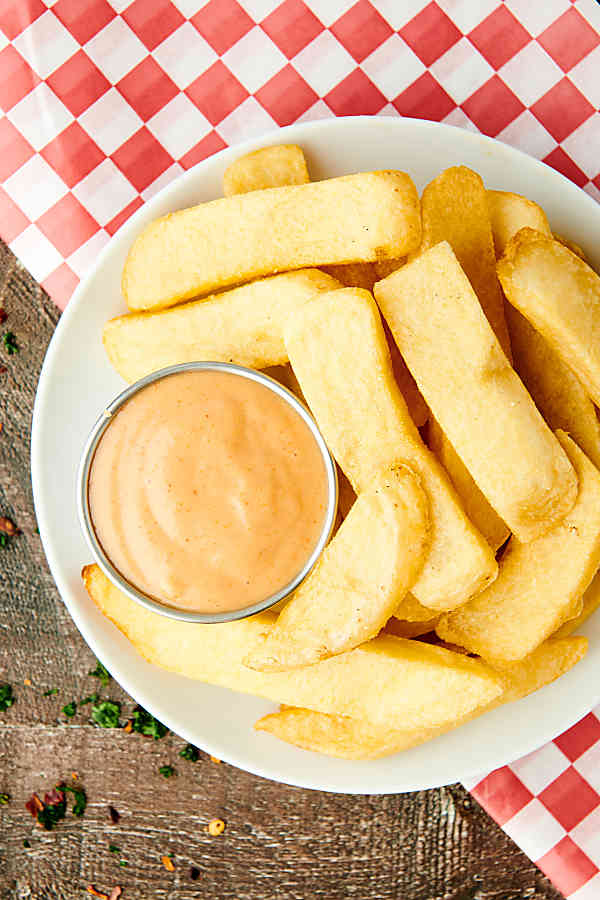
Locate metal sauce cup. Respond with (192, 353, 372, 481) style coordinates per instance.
(77, 361, 338, 624)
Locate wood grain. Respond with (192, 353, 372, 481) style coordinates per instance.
(0, 239, 564, 899)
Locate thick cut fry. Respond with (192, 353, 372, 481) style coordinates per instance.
(394, 593, 439, 622)
(376, 242, 577, 543)
(383, 319, 429, 428)
(285, 288, 497, 610)
(498, 228, 600, 409)
(245, 466, 430, 672)
(486, 190, 551, 258)
(122, 171, 421, 312)
(223, 145, 309, 196)
(254, 637, 587, 758)
(428, 418, 509, 551)
(553, 233, 587, 261)
(83, 565, 503, 730)
(416, 167, 511, 355)
(554, 570, 600, 639)
(104, 270, 340, 382)
(437, 433, 600, 664)
(487, 194, 600, 470)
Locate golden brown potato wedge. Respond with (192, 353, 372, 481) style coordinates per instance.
(83, 564, 503, 730)
(104, 269, 340, 382)
(486, 189, 550, 258)
(122, 171, 421, 311)
(416, 166, 511, 355)
(245, 465, 430, 672)
(223, 145, 309, 196)
(375, 242, 577, 543)
(254, 636, 587, 758)
(284, 288, 497, 610)
(394, 593, 440, 622)
(553, 233, 587, 261)
(554, 570, 600, 639)
(438, 433, 600, 664)
(498, 228, 600, 409)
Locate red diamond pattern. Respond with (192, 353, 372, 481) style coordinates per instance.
(191, 0, 254, 56)
(538, 837, 599, 897)
(117, 57, 178, 123)
(52, 0, 115, 46)
(179, 131, 228, 170)
(41, 263, 79, 310)
(260, 0, 323, 60)
(531, 77, 594, 142)
(40, 122, 104, 189)
(543, 145, 589, 188)
(186, 61, 249, 125)
(554, 713, 600, 762)
(0, 45, 41, 112)
(256, 65, 318, 125)
(0, 188, 30, 242)
(400, 2, 462, 67)
(105, 196, 144, 236)
(325, 68, 387, 116)
(468, 6, 530, 70)
(471, 767, 533, 827)
(111, 127, 173, 192)
(47, 51, 111, 118)
(37, 193, 99, 258)
(539, 767, 600, 832)
(0, 0, 45, 42)
(0, 119, 34, 182)
(538, 7, 600, 72)
(122, 0, 186, 52)
(393, 72, 455, 121)
(462, 75, 525, 137)
(331, 1, 394, 65)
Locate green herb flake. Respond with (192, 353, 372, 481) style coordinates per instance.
(0, 683, 14, 711)
(119, 860, 128, 867)
(3, 332, 18, 355)
(80, 692, 99, 705)
(158, 764, 176, 779)
(64, 784, 87, 817)
(179, 744, 199, 762)
(62, 701, 77, 718)
(109, 844, 120, 854)
(91, 700, 121, 729)
(0, 793, 9, 804)
(131, 706, 168, 740)
(23, 839, 31, 848)
(37, 793, 66, 831)
(89, 660, 111, 686)
(0, 534, 6, 548)
(43, 688, 58, 697)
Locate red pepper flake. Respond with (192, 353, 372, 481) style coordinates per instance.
(108, 805, 120, 824)
(123, 720, 132, 734)
(0, 310, 6, 325)
(0, 423, 3, 434)
(23, 678, 32, 686)
(0, 517, 17, 535)
(71, 772, 78, 780)
(25, 793, 44, 817)
(161, 855, 175, 872)
(87, 887, 110, 899)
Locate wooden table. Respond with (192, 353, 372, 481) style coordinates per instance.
(0, 238, 564, 899)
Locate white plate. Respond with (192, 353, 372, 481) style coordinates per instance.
(31, 117, 600, 794)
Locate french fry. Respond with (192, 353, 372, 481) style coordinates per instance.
(383, 319, 429, 428)
(375, 242, 578, 543)
(254, 636, 587, 758)
(245, 466, 430, 672)
(437, 433, 600, 664)
(103, 270, 340, 383)
(284, 288, 497, 610)
(553, 570, 600, 639)
(394, 593, 439, 622)
(427, 418, 509, 551)
(498, 228, 600, 409)
(487, 193, 600, 470)
(486, 190, 551, 258)
(553, 233, 587, 261)
(223, 145, 309, 196)
(122, 171, 421, 312)
(416, 167, 511, 355)
(83, 565, 503, 730)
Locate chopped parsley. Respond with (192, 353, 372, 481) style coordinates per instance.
(36, 791, 66, 831)
(3, 332, 18, 355)
(43, 688, 58, 696)
(91, 700, 121, 729)
(23, 839, 31, 848)
(119, 860, 128, 867)
(0, 534, 6, 548)
(62, 701, 77, 718)
(109, 844, 120, 854)
(89, 660, 111, 687)
(131, 706, 168, 740)
(179, 744, 199, 762)
(0, 683, 14, 711)
(64, 784, 87, 817)
(158, 764, 175, 778)
(0, 793, 9, 804)
(80, 693, 99, 705)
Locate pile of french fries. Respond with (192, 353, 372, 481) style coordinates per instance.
(85, 145, 600, 760)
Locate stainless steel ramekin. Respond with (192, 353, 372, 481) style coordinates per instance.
(77, 361, 338, 624)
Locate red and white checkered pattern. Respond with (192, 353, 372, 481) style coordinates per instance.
(1, 2, 599, 894)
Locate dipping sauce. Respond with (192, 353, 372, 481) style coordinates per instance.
(88, 370, 329, 614)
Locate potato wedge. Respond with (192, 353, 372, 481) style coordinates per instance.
(486, 189, 550, 258)
(223, 145, 309, 196)
(104, 269, 340, 382)
(375, 242, 577, 543)
(487, 195, 600, 470)
(254, 636, 587, 758)
(498, 228, 600, 409)
(394, 593, 439, 622)
(284, 288, 497, 610)
(83, 564, 503, 730)
(245, 465, 430, 671)
(416, 167, 511, 355)
(428, 418, 509, 551)
(553, 233, 587, 261)
(122, 171, 421, 311)
(437, 433, 600, 664)
(554, 570, 600, 639)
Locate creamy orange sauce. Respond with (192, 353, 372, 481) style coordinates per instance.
(88, 370, 329, 613)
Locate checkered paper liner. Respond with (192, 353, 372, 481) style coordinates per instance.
(1, 0, 599, 893)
